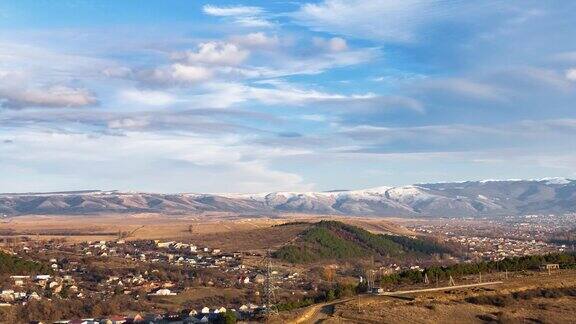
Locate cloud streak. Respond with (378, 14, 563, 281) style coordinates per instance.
(1, 1, 575, 192)
(0, 85, 97, 109)
(203, 4, 273, 28)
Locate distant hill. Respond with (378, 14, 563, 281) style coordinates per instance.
(272, 221, 449, 263)
(0, 178, 575, 217)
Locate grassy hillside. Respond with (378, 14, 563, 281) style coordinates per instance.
(273, 220, 449, 263)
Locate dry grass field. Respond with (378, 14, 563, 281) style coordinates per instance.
(0, 213, 415, 252)
(288, 270, 576, 324)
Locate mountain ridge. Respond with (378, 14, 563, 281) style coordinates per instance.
(1, 178, 575, 217)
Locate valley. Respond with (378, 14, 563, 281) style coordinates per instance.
(0, 212, 573, 323)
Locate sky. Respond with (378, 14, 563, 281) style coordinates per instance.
(0, 0, 575, 193)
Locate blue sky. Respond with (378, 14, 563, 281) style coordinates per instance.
(1, 0, 575, 193)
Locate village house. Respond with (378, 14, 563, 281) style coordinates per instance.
(149, 288, 176, 296)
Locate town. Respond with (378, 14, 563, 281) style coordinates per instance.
(0, 236, 310, 323)
(405, 213, 574, 261)
(1, 214, 573, 323)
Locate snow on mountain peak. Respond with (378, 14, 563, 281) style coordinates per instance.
(539, 177, 572, 185)
(385, 185, 434, 203)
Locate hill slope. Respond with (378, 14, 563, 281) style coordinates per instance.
(0, 178, 575, 217)
(272, 221, 449, 263)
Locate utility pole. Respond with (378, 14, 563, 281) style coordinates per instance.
(366, 269, 375, 292)
(424, 273, 430, 285)
(448, 275, 456, 286)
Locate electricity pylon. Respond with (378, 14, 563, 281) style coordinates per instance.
(262, 250, 278, 316)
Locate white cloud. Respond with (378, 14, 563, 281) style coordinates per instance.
(293, 0, 435, 42)
(143, 64, 213, 84)
(565, 68, 576, 81)
(208, 82, 375, 107)
(136, 38, 375, 91)
(108, 118, 150, 129)
(119, 89, 176, 106)
(292, 0, 519, 44)
(172, 42, 249, 66)
(232, 17, 273, 28)
(313, 37, 348, 52)
(0, 129, 313, 193)
(301, 114, 327, 122)
(202, 5, 272, 28)
(172, 81, 376, 110)
(510, 67, 573, 91)
(0, 85, 97, 108)
(0, 42, 112, 80)
(263, 48, 377, 77)
(203, 5, 263, 17)
(170, 64, 214, 82)
(230, 32, 279, 49)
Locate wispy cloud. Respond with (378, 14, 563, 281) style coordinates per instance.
(203, 4, 273, 28)
(0, 85, 97, 109)
(1, 1, 575, 192)
(171, 42, 250, 66)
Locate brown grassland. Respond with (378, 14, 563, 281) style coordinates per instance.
(0, 213, 415, 252)
(279, 270, 576, 324)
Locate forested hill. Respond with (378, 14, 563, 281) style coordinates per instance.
(272, 221, 449, 263)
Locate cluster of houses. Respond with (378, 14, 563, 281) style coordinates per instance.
(0, 274, 81, 307)
(408, 215, 572, 262)
(1, 238, 312, 322)
(81, 240, 242, 271)
(34, 304, 269, 323)
(448, 235, 565, 261)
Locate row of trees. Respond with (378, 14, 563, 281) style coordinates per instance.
(0, 295, 153, 323)
(275, 282, 359, 312)
(273, 252, 576, 313)
(380, 252, 576, 285)
(0, 252, 52, 275)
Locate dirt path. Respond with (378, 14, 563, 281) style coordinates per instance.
(378, 281, 504, 296)
(287, 297, 356, 324)
(287, 282, 506, 323)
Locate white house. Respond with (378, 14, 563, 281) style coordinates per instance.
(156, 241, 174, 248)
(150, 288, 176, 296)
(34, 275, 52, 281)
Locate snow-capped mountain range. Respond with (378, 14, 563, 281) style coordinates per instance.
(1, 178, 575, 217)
